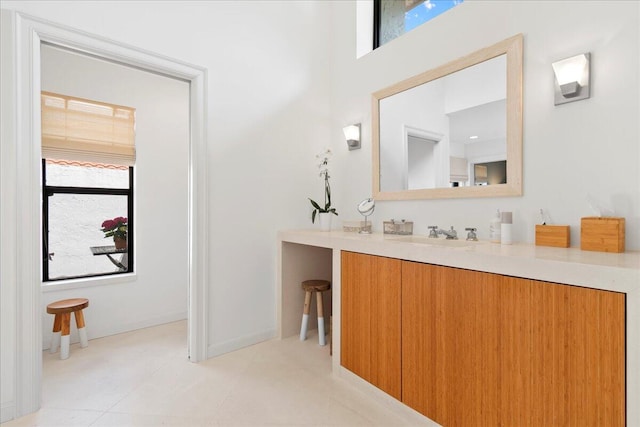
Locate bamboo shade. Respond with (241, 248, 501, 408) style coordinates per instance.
(41, 91, 136, 166)
(449, 156, 469, 183)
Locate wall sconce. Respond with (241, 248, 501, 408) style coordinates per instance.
(552, 53, 590, 105)
(343, 124, 361, 150)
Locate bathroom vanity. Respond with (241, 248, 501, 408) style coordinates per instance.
(277, 230, 639, 426)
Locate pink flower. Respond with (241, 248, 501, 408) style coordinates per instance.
(101, 219, 116, 230)
(101, 216, 128, 241)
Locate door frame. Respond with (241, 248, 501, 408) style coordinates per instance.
(10, 11, 209, 416)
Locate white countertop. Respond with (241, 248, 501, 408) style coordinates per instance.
(278, 229, 640, 294)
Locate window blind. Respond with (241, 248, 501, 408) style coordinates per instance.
(41, 91, 136, 166)
(449, 156, 469, 183)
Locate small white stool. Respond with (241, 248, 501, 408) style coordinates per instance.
(299, 280, 331, 346)
(46, 298, 89, 360)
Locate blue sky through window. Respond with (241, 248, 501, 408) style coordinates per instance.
(405, 0, 464, 32)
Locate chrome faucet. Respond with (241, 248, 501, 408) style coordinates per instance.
(437, 226, 458, 240)
(465, 227, 478, 241)
(428, 226, 439, 238)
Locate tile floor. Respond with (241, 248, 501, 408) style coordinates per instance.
(4, 321, 433, 426)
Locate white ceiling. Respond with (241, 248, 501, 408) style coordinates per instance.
(448, 98, 506, 145)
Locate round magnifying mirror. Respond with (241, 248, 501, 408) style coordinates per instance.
(357, 198, 375, 234)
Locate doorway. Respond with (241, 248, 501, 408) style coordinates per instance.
(403, 126, 445, 190)
(407, 135, 437, 190)
(40, 41, 189, 351)
(8, 12, 208, 418)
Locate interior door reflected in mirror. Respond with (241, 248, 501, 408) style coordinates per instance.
(373, 34, 523, 200)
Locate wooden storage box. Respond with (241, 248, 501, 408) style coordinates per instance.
(535, 225, 570, 248)
(580, 217, 625, 253)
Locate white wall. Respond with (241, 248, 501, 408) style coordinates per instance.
(380, 80, 448, 191)
(1, 8, 18, 422)
(444, 54, 506, 114)
(39, 44, 190, 348)
(330, 0, 640, 249)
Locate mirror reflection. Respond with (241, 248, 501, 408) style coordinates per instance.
(380, 55, 506, 192)
(372, 34, 523, 200)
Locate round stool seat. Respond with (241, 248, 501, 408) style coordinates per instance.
(301, 280, 331, 292)
(46, 298, 89, 360)
(47, 298, 89, 314)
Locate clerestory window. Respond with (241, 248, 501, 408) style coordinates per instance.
(374, 0, 464, 49)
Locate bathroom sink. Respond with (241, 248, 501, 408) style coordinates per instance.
(387, 235, 482, 248)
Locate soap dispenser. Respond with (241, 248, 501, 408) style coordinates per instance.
(500, 211, 513, 245)
(490, 209, 501, 243)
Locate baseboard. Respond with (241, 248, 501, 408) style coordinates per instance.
(207, 328, 276, 358)
(1, 400, 16, 424)
(336, 367, 436, 426)
(42, 311, 187, 350)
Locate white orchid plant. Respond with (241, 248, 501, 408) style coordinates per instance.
(309, 149, 338, 223)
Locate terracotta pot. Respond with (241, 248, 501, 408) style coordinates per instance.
(114, 236, 127, 250)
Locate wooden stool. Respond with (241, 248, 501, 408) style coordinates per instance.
(299, 280, 331, 346)
(46, 298, 89, 360)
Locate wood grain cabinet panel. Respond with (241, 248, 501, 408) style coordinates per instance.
(402, 262, 532, 426)
(400, 261, 438, 418)
(341, 251, 402, 399)
(530, 280, 625, 426)
(341, 251, 371, 383)
(341, 253, 625, 426)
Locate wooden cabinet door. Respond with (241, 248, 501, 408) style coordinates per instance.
(341, 251, 401, 399)
(341, 251, 371, 383)
(342, 253, 625, 426)
(402, 261, 625, 426)
(400, 260, 438, 419)
(531, 281, 625, 426)
(402, 262, 532, 426)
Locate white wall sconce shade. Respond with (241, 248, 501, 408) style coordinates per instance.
(343, 123, 361, 150)
(552, 53, 590, 105)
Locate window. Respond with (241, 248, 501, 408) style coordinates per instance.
(374, 0, 464, 49)
(41, 91, 136, 282)
(42, 160, 134, 281)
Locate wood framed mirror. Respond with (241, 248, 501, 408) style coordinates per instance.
(372, 34, 523, 200)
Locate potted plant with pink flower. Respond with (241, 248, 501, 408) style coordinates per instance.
(101, 216, 128, 250)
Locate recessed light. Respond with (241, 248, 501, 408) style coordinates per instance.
(469, 135, 479, 140)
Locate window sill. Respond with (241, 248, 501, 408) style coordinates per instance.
(42, 272, 136, 293)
